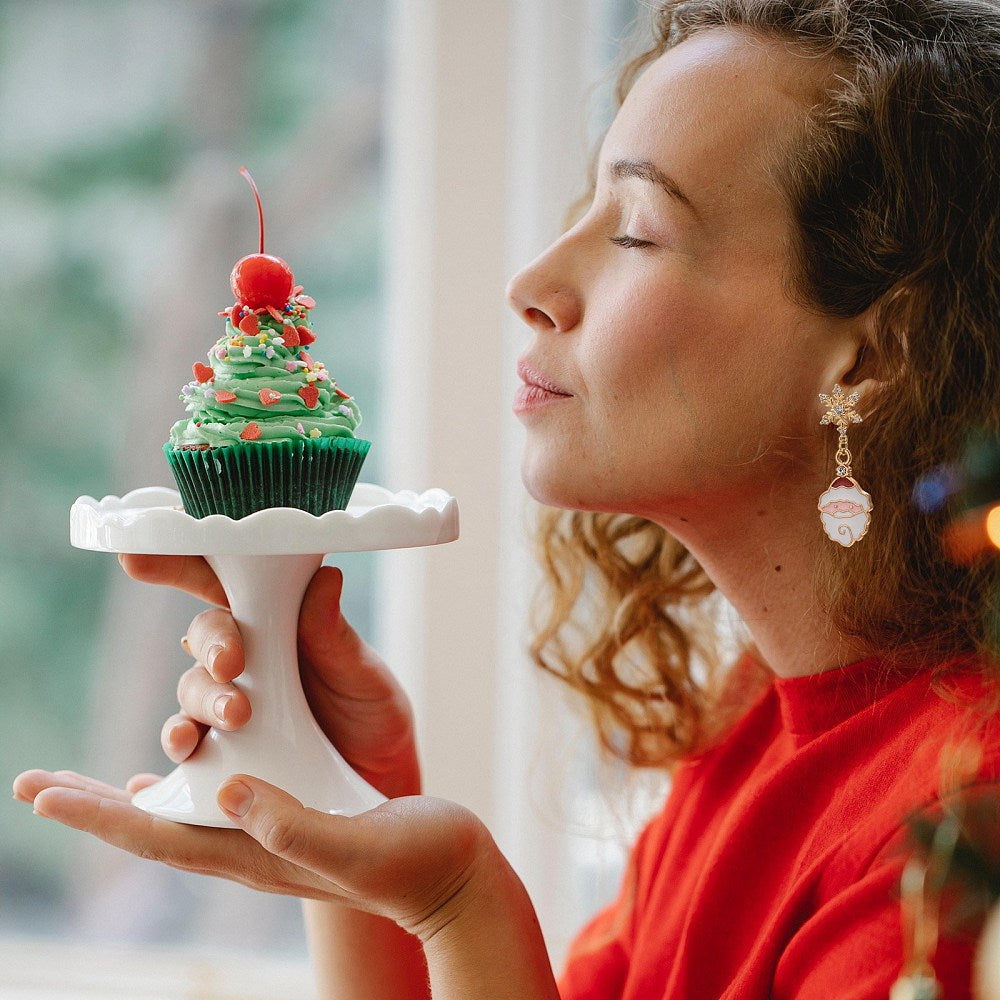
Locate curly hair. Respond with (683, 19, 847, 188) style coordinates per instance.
(531, 0, 1000, 768)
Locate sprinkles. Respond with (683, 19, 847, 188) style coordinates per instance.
(238, 313, 260, 336)
(179, 280, 358, 449)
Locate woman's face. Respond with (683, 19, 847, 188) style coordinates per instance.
(507, 28, 865, 524)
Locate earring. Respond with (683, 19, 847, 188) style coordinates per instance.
(817, 384, 872, 547)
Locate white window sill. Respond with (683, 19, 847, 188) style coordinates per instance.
(0, 938, 315, 1000)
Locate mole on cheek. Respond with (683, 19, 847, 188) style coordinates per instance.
(774, 565, 782, 572)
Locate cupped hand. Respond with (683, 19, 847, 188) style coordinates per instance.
(12, 768, 493, 941)
(120, 554, 420, 799)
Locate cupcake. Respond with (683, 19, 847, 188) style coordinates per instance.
(164, 169, 370, 519)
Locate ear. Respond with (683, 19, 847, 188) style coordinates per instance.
(820, 305, 886, 409)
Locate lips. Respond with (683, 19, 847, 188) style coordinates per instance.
(513, 359, 572, 417)
(516, 360, 571, 396)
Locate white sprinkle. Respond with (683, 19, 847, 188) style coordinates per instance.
(272, 337, 285, 346)
(338, 404, 352, 416)
(265, 346, 276, 359)
(243, 346, 252, 358)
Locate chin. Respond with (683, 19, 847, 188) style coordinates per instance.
(521, 452, 586, 510)
(519, 453, 625, 514)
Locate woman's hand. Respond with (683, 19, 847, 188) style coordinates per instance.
(13, 767, 495, 940)
(12, 554, 560, 995)
(122, 553, 421, 799)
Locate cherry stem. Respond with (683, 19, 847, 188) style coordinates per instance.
(240, 166, 265, 254)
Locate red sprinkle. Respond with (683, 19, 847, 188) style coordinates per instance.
(259, 388, 282, 406)
(238, 313, 260, 336)
(298, 384, 319, 409)
(335, 386, 351, 399)
(265, 305, 285, 324)
(192, 362, 215, 383)
(296, 325, 316, 345)
(281, 324, 300, 348)
(215, 390, 237, 403)
(240, 422, 262, 441)
(229, 304, 243, 327)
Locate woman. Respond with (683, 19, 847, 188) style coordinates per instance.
(15, 1, 1000, 996)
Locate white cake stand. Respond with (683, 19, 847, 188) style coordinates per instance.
(70, 484, 459, 828)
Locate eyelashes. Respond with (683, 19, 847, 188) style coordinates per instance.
(609, 234, 655, 249)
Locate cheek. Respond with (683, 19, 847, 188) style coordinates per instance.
(585, 281, 723, 446)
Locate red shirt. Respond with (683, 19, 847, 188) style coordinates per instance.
(559, 655, 999, 999)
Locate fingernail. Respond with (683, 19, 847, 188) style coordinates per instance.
(214, 693, 235, 724)
(218, 780, 253, 817)
(206, 643, 224, 673)
(168, 721, 190, 747)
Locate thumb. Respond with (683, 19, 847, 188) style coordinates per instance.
(300, 563, 345, 628)
(298, 565, 366, 663)
(298, 567, 392, 701)
(217, 774, 361, 875)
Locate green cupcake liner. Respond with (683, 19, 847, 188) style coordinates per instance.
(163, 437, 371, 520)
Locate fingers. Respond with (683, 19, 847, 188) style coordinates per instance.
(16, 771, 332, 902)
(161, 713, 206, 763)
(217, 775, 361, 881)
(184, 608, 245, 683)
(13, 769, 135, 806)
(176, 667, 251, 732)
(29, 783, 241, 874)
(118, 553, 229, 607)
(125, 773, 164, 794)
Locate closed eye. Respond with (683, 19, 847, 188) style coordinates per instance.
(609, 234, 654, 249)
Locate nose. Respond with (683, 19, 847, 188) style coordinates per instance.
(506, 238, 582, 334)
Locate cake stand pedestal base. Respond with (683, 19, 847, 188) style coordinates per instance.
(132, 552, 385, 827)
(71, 485, 459, 827)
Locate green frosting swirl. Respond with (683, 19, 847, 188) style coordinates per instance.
(168, 304, 363, 448)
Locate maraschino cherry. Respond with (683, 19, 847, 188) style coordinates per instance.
(230, 167, 294, 310)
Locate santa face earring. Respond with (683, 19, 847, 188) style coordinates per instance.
(818, 384, 872, 547)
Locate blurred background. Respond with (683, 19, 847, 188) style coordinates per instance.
(0, 0, 660, 995)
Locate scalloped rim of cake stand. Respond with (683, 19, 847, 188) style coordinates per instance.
(70, 483, 459, 555)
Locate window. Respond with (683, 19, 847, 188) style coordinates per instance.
(3, 0, 661, 988)
(2, 0, 387, 976)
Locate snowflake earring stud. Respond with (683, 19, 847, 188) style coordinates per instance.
(817, 384, 872, 547)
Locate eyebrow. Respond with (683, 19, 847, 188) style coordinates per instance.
(608, 158, 700, 220)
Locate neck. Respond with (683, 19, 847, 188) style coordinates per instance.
(653, 477, 874, 680)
